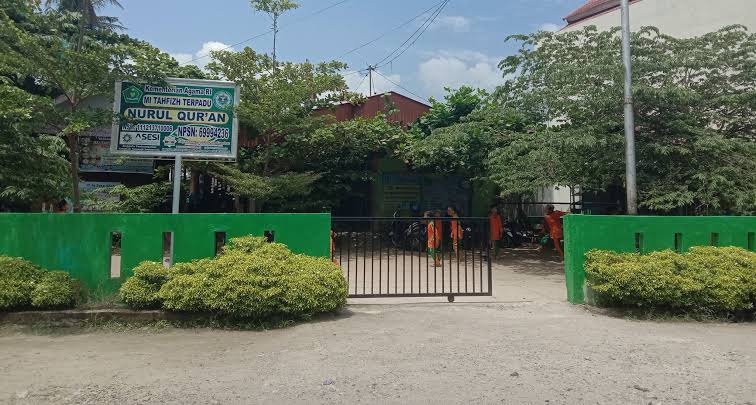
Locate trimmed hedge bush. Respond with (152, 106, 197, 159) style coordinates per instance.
(31, 271, 81, 309)
(223, 235, 269, 254)
(585, 247, 756, 314)
(0, 256, 83, 310)
(119, 261, 168, 309)
(120, 236, 348, 320)
(0, 256, 44, 309)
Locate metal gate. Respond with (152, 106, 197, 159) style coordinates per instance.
(332, 217, 493, 300)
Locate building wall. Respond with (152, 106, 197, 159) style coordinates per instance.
(562, 0, 756, 36)
(313, 92, 430, 128)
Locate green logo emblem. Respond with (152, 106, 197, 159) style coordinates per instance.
(122, 85, 143, 104)
(213, 90, 233, 110)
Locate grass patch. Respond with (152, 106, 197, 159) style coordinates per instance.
(583, 304, 754, 323)
(0, 309, 348, 336)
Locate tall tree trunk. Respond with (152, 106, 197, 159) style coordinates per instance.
(67, 133, 81, 213)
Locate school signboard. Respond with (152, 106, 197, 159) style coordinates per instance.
(111, 78, 239, 159)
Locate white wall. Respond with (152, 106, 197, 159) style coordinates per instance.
(526, 186, 573, 217)
(562, 0, 755, 37)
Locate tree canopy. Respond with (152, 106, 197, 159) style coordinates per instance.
(1, 1, 754, 217)
(0, 1, 202, 210)
(489, 25, 756, 214)
(203, 46, 363, 211)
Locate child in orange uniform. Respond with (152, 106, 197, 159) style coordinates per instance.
(544, 204, 567, 259)
(447, 206, 463, 255)
(425, 211, 441, 267)
(488, 206, 503, 258)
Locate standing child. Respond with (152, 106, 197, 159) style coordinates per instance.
(425, 211, 441, 267)
(433, 210, 443, 240)
(544, 204, 567, 259)
(447, 206, 463, 256)
(488, 206, 503, 258)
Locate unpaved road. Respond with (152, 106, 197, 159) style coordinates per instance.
(1, 250, 754, 404)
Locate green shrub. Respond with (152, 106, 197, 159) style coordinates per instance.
(281, 255, 348, 317)
(0, 256, 45, 310)
(119, 261, 167, 309)
(158, 242, 348, 319)
(159, 258, 216, 312)
(31, 271, 79, 309)
(133, 261, 170, 284)
(223, 236, 269, 254)
(119, 277, 162, 309)
(121, 236, 348, 321)
(0, 256, 45, 281)
(159, 272, 211, 312)
(585, 247, 756, 314)
(0, 256, 83, 310)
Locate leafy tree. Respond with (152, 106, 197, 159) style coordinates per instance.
(44, 0, 124, 30)
(492, 25, 756, 214)
(83, 181, 172, 213)
(250, 0, 299, 65)
(412, 86, 488, 137)
(408, 104, 530, 179)
(266, 116, 408, 212)
(205, 47, 355, 211)
(0, 6, 199, 211)
(0, 82, 69, 210)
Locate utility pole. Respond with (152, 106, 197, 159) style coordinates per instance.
(272, 15, 278, 67)
(620, 0, 638, 215)
(367, 65, 375, 95)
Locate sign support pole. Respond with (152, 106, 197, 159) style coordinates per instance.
(172, 155, 182, 214)
(620, 0, 638, 215)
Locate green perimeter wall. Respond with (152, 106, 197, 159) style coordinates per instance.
(0, 213, 330, 297)
(564, 215, 756, 304)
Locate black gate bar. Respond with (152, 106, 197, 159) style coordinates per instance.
(332, 217, 493, 300)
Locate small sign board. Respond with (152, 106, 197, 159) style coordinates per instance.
(81, 128, 153, 174)
(111, 78, 239, 159)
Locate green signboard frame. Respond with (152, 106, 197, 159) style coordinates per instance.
(110, 78, 240, 159)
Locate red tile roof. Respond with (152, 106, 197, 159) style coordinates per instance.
(564, 0, 642, 26)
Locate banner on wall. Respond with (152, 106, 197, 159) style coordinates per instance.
(110, 78, 240, 159)
(80, 128, 153, 174)
(79, 181, 120, 212)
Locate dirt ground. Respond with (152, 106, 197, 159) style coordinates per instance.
(1, 249, 755, 404)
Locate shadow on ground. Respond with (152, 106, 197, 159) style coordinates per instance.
(496, 248, 565, 276)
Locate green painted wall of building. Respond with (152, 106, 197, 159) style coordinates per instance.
(0, 213, 330, 297)
(564, 215, 756, 304)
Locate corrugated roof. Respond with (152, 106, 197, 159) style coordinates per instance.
(564, 0, 642, 25)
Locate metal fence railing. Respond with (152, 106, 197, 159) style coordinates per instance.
(332, 217, 493, 301)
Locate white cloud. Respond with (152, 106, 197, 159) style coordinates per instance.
(344, 71, 402, 97)
(169, 41, 231, 70)
(430, 15, 472, 33)
(538, 23, 562, 32)
(417, 50, 504, 99)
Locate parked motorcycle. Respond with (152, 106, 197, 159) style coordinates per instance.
(502, 219, 527, 248)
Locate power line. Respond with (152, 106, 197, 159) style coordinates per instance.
(334, 0, 447, 61)
(375, 0, 450, 69)
(373, 0, 448, 68)
(374, 69, 429, 103)
(181, 0, 355, 66)
(342, 70, 366, 77)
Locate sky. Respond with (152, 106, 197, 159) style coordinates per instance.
(103, 0, 586, 103)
